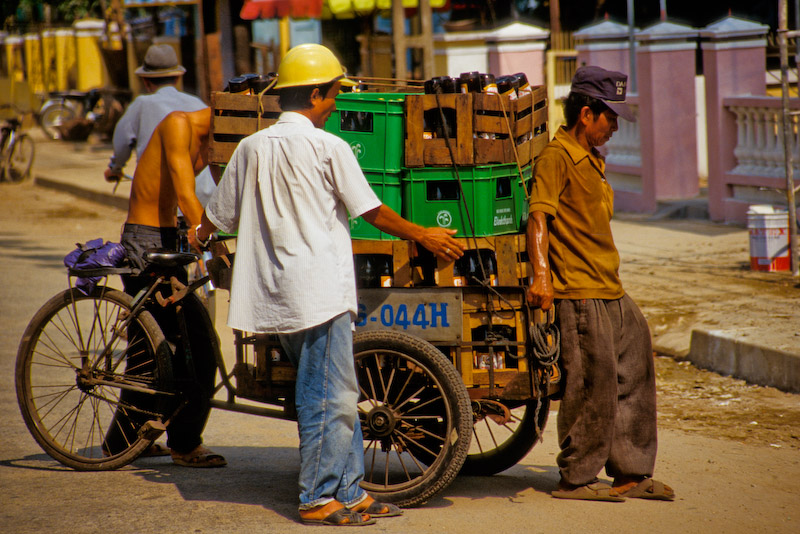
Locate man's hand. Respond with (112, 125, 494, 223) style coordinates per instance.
(526, 273, 554, 310)
(361, 204, 466, 261)
(189, 214, 218, 254)
(104, 167, 122, 182)
(417, 227, 466, 261)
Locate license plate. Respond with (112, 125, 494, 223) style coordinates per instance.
(355, 288, 463, 342)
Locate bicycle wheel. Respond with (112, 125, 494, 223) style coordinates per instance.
(354, 331, 472, 507)
(39, 101, 77, 140)
(16, 286, 174, 470)
(461, 398, 550, 476)
(4, 133, 35, 182)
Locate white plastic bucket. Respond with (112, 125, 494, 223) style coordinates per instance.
(747, 205, 790, 272)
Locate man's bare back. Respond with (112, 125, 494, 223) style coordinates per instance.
(126, 107, 211, 228)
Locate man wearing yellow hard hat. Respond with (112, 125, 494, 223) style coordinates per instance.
(191, 44, 464, 526)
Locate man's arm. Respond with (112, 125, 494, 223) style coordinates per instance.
(105, 100, 139, 180)
(526, 211, 554, 310)
(162, 114, 204, 226)
(361, 204, 466, 261)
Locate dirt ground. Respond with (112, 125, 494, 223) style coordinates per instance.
(655, 356, 800, 450)
(608, 214, 800, 451)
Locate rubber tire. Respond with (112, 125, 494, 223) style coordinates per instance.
(39, 101, 78, 140)
(461, 398, 550, 476)
(353, 330, 472, 507)
(4, 133, 35, 182)
(15, 287, 173, 470)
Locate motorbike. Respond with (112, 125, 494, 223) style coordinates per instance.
(38, 88, 131, 141)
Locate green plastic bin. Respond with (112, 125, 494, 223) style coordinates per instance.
(402, 164, 529, 237)
(324, 92, 408, 172)
(350, 170, 402, 240)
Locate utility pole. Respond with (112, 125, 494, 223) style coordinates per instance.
(549, 0, 561, 36)
(627, 0, 636, 91)
(779, 0, 799, 276)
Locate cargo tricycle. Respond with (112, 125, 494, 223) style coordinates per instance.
(15, 82, 560, 507)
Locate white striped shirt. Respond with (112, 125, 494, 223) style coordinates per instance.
(206, 112, 381, 333)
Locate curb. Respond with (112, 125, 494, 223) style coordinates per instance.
(688, 329, 800, 393)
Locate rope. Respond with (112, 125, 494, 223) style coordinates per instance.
(528, 311, 560, 443)
(256, 77, 279, 131)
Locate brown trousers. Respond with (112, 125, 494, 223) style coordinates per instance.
(555, 294, 657, 486)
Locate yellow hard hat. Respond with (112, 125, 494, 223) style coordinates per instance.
(274, 43, 357, 89)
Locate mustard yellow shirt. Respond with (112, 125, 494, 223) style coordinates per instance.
(528, 127, 624, 300)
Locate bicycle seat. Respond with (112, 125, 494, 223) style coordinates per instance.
(143, 249, 199, 268)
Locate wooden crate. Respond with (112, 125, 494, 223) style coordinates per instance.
(351, 233, 531, 289)
(404, 86, 548, 167)
(209, 91, 282, 166)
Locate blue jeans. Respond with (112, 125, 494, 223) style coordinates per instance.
(279, 312, 367, 510)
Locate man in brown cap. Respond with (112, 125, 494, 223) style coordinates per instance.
(526, 66, 674, 502)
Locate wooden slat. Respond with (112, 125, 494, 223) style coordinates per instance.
(209, 143, 237, 165)
(495, 234, 518, 286)
(391, 240, 413, 287)
(352, 240, 393, 254)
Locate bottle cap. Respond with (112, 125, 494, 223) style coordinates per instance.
(441, 76, 459, 93)
(226, 76, 249, 94)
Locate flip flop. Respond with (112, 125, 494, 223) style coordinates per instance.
(301, 502, 376, 527)
(349, 496, 403, 518)
(171, 445, 227, 468)
(617, 478, 675, 501)
(552, 481, 626, 502)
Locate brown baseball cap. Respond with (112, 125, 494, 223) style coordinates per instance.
(570, 66, 635, 122)
(135, 44, 186, 78)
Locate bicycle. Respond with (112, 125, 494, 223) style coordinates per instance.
(0, 105, 35, 183)
(16, 232, 559, 506)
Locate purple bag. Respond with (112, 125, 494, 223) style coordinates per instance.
(64, 238, 128, 294)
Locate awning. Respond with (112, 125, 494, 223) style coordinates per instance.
(241, 0, 323, 19)
(240, 0, 448, 20)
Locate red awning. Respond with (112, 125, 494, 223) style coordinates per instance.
(241, 0, 448, 20)
(240, 0, 324, 20)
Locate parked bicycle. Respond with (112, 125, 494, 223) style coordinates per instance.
(0, 105, 35, 183)
(15, 237, 559, 506)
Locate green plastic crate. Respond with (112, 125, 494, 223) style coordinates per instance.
(350, 170, 402, 240)
(402, 164, 529, 237)
(324, 92, 409, 172)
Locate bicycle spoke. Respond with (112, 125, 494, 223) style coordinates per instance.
(402, 391, 443, 415)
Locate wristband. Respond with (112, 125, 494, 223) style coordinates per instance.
(195, 224, 212, 249)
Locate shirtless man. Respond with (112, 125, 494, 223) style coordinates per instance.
(125, 107, 211, 232)
(104, 107, 226, 468)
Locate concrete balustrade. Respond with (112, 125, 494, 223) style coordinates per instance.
(701, 16, 773, 223)
(573, 15, 786, 223)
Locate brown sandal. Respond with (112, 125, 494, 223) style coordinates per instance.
(300, 501, 375, 526)
(552, 481, 626, 502)
(349, 496, 403, 518)
(170, 445, 227, 468)
(617, 478, 675, 501)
